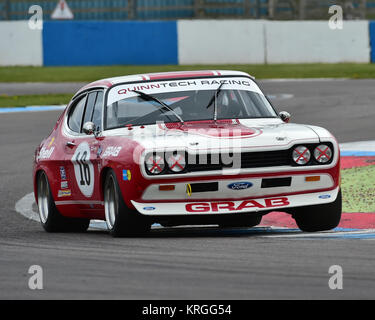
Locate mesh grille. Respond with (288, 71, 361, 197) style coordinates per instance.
(187, 150, 291, 172)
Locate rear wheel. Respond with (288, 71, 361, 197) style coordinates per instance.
(219, 214, 262, 228)
(104, 170, 151, 237)
(37, 171, 90, 232)
(292, 190, 342, 232)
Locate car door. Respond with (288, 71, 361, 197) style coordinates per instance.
(62, 91, 104, 214)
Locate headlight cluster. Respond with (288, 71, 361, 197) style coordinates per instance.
(292, 144, 333, 166)
(145, 151, 186, 175)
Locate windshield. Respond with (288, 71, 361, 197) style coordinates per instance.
(105, 79, 278, 129)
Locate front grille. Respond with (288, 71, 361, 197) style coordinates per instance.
(240, 150, 291, 168)
(187, 149, 291, 172)
(144, 142, 334, 175)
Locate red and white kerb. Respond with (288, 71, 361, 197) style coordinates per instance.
(292, 146, 311, 165)
(314, 144, 332, 163)
(145, 154, 165, 175)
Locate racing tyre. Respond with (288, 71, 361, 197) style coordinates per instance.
(219, 214, 262, 228)
(292, 190, 342, 232)
(104, 170, 151, 237)
(37, 171, 90, 232)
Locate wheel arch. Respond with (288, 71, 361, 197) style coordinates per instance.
(34, 167, 54, 204)
(99, 166, 114, 201)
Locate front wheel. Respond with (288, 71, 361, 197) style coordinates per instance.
(104, 170, 151, 237)
(292, 190, 342, 232)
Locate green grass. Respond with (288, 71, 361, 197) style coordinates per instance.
(1, 63, 374, 107)
(1, 63, 375, 82)
(341, 165, 375, 213)
(0, 94, 72, 108)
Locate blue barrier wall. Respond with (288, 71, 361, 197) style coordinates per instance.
(370, 21, 375, 63)
(43, 21, 178, 66)
(2, 20, 372, 66)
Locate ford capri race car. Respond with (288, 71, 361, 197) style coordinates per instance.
(33, 70, 341, 237)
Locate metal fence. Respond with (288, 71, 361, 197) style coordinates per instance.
(0, 0, 373, 21)
(270, 0, 368, 20)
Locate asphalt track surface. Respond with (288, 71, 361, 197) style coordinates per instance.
(1, 79, 375, 299)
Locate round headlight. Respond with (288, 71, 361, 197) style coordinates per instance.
(145, 154, 165, 175)
(166, 152, 186, 173)
(292, 146, 311, 165)
(314, 144, 332, 164)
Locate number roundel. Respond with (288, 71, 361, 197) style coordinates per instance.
(72, 142, 94, 197)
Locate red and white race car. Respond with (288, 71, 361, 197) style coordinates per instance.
(33, 70, 341, 236)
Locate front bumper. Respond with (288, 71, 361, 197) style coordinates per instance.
(131, 186, 340, 216)
(140, 173, 335, 201)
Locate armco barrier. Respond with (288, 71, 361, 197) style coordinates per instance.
(0, 21, 42, 66)
(370, 21, 375, 62)
(42, 21, 178, 66)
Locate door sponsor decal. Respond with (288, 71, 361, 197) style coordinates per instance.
(59, 166, 67, 180)
(37, 146, 55, 160)
(122, 170, 131, 181)
(61, 181, 68, 189)
(58, 189, 71, 197)
(71, 142, 94, 197)
(103, 146, 122, 157)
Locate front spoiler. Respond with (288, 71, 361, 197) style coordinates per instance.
(131, 187, 340, 216)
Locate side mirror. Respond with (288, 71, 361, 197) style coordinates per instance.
(82, 121, 96, 135)
(279, 111, 291, 123)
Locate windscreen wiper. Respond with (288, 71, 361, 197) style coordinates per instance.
(205, 82, 225, 122)
(132, 90, 184, 124)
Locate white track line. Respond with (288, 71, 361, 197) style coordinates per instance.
(261, 229, 375, 238)
(15, 192, 107, 230)
(267, 93, 294, 100)
(340, 140, 375, 152)
(0, 105, 66, 114)
(15, 192, 39, 222)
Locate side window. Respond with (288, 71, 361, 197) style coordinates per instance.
(68, 95, 87, 133)
(83, 92, 98, 125)
(92, 91, 103, 131)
